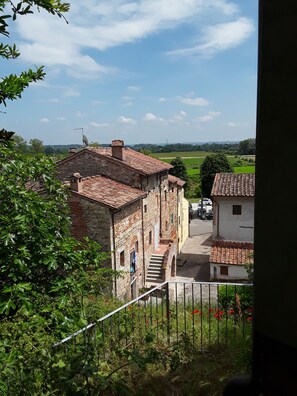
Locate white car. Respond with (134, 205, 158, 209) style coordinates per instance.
(197, 198, 212, 206)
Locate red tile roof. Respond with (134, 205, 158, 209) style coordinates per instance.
(69, 175, 146, 209)
(168, 174, 186, 187)
(89, 147, 172, 175)
(210, 240, 254, 266)
(59, 146, 172, 175)
(211, 173, 255, 197)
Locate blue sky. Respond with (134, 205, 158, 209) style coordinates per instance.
(1, 0, 258, 145)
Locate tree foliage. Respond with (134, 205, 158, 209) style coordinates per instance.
(200, 152, 233, 197)
(29, 137, 44, 153)
(238, 138, 256, 155)
(169, 156, 188, 187)
(0, 0, 70, 108)
(0, 145, 116, 317)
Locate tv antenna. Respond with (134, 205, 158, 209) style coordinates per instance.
(74, 127, 89, 147)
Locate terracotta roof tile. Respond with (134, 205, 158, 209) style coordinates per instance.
(87, 147, 172, 175)
(211, 173, 255, 197)
(168, 174, 186, 187)
(210, 240, 254, 266)
(70, 175, 146, 209)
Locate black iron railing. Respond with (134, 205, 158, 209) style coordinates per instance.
(54, 281, 253, 356)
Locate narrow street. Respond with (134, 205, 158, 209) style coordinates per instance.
(176, 216, 213, 282)
(169, 216, 214, 301)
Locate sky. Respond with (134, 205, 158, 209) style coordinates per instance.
(1, 0, 258, 146)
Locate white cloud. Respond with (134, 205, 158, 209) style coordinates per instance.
(227, 121, 238, 127)
(57, 116, 66, 121)
(127, 85, 141, 92)
(40, 118, 49, 123)
(143, 112, 164, 122)
(173, 110, 187, 121)
(64, 88, 80, 97)
(167, 17, 254, 58)
(15, 0, 243, 76)
(197, 111, 221, 122)
(178, 95, 209, 106)
(158, 97, 167, 102)
(118, 116, 136, 125)
(76, 111, 85, 118)
(90, 121, 111, 127)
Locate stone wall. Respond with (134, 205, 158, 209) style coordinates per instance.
(113, 200, 144, 298)
(58, 150, 141, 188)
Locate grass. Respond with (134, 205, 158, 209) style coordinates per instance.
(154, 151, 215, 159)
(52, 295, 252, 395)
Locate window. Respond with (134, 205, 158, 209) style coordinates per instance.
(220, 266, 228, 276)
(165, 190, 167, 201)
(170, 213, 174, 224)
(120, 250, 125, 266)
(166, 221, 168, 231)
(149, 231, 152, 245)
(171, 187, 174, 193)
(233, 205, 242, 215)
(135, 240, 139, 253)
(144, 204, 147, 213)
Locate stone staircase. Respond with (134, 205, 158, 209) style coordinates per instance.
(146, 254, 165, 284)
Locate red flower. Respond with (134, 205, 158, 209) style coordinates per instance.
(228, 309, 235, 315)
(247, 307, 253, 313)
(192, 309, 200, 315)
(209, 308, 214, 313)
(247, 316, 253, 321)
(219, 310, 224, 316)
(214, 313, 222, 320)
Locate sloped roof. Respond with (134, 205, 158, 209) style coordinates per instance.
(59, 146, 172, 175)
(70, 175, 146, 209)
(211, 173, 255, 197)
(210, 240, 254, 266)
(168, 174, 186, 187)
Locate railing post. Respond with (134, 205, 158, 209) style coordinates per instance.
(165, 282, 170, 345)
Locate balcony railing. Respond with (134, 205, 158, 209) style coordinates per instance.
(54, 281, 253, 357)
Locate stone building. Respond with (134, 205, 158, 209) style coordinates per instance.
(58, 140, 188, 299)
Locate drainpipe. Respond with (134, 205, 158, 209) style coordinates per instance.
(141, 199, 146, 287)
(159, 173, 162, 238)
(212, 197, 219, 238)
(111, 210, 118, 297)
(176, 187, 180, 253)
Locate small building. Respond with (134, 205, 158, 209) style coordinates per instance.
(211, 173, 255, 242)
(210, 240, 253, 281)
(58, 140, 188, 298)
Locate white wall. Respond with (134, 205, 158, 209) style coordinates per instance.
(210, 263, 249, 280)
(213, 197, 254, 242)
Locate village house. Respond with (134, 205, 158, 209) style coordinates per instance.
(57, 140, 188, 299)
(210, 173, 255, 281)
(212, 173, 255, 242)
(210, 240, 253, 281)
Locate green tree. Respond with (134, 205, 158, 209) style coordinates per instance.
(200, 152, 233, 197)
(29, 137, 44, 154)
(0, 145, 115, 316)
(12, 133, 27, 153)
(169, 157, 188, 187)
(238, 138, 256, 155)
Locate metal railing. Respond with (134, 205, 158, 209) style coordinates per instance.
(54, 281, 253, 357)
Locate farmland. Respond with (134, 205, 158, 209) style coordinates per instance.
(153, 151, 255, 198)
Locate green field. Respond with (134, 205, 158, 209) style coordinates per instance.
(156, 151, 255, 199)
(154, 151, 215, 159)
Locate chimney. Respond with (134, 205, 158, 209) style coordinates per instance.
(70, 172, 83, 193)
(111, 139, 125, 161)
